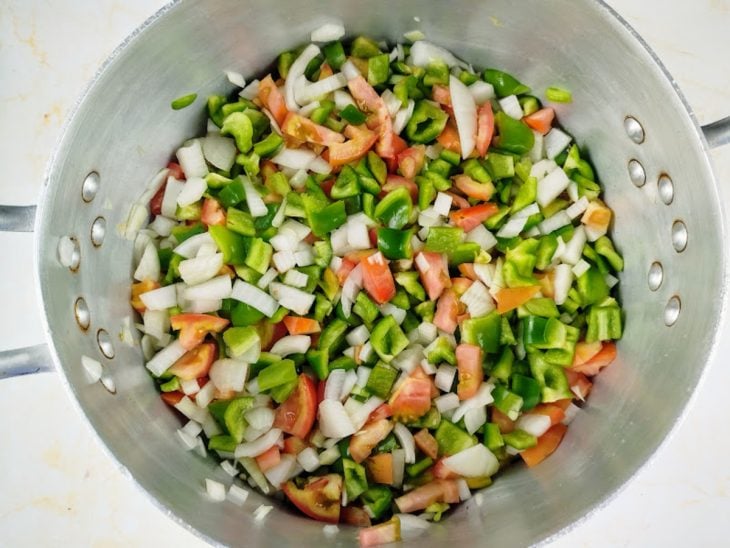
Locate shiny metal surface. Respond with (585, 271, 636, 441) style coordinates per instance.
(1, 0, 729, 545)
(0, 205, 37, 232)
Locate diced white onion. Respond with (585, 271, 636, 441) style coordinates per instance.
(397, 514, 430, 540)
(433, 192, 453, 216)
(239, 79, 260, 100)
(449, 75, 477, 159)
(270, 335, 311, 356)
(323, 524, 339, 537)
(297, 447, 321, 472)
(341, 60, 361, 80)
(196, 381, 216, 408)
(394, 423, 416, 464)
(380, 303, 407, 325)
(538, 211, 571, 235)
(409, 41, 460, 68)
(318, 400, 356, 438)
(325, 369, 348, 401)
(566, 196, 590, 220)
(499, 94, 523, 120)
(283, 269, 308, 288)
(184, 275, 232, 301)
(537, 167, 571, 208)
(241, 176, 268, 218)
(174, 396, 207, 422)
(529, 130, 545, 162)
(245, 406, 276, 431)
(179, 253, 223, 285)
(269, 282, 316, 315)
(184, 298, 222, 314)
(346, 325, 370, 346)
(225, 69, 246, 87)
(253, 505, 273, 521)
(531, 159, 558, 180)
(334, 90, 356, 110)
(459, 280, 495, 318)
(356, 366, 372, 388)
(544, 128, 572, 160)
(284, 44, 321, 110)
(435, 364, 457, 392)
(442, 444, 499, 478)
(140, 285, 177, 311)
(393, 99, 415, 135)
(149, 215, 176, 238)
(205, 479, 227, 502)
(173, 232, 215, 258)
(496, 216, 528, 238)
(176, 429, 198, 451)
(469, 81, 495, 105)
(209, 359, 248, 392)
(311, 21, 345, 42)
(176, 140, 208, 178)
(572, 258, 591, 277)
(553, 264, 573, 305)
(567, 181, 579, 202)
(561, 226, 587, 266)
(452, 382, 495, 423)
(605, 273, 619, 289)
(465, 224, 497, 249)
(272, 250, 297, 273)
(347, 396, 384, 432)
(257, 268, 279, 290)
(516, 413, 552, 438)
(347, 221, 370, 250)
(230, 279, 278, 317)
(202, 134, 237, 172)
(134, 243, 161, 282)
(296, 73, 348, 106)
(235, 428, 282, 458)
(180, 378, 201, 396)
(392, 345, 424, 374)
(227, 484, 249, 506)
(392, 449, 406, 488)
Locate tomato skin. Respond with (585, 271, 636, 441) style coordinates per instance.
(149, 183, 166, 216)
(571, 342, 617, 376)
(201, 197, 226, 226)
(282, 316, 321, 335)
(415, 251, 451, 301)
(445, 191, 470, 209)
(394, 479, 460, 513)
(161, 391, 184, 406)
(349, 419, 394, 463)
(432, 459, 460, 479)
(361, 252, 396, 305)
(397, 145, 426, 179)
(475, 102, 495, 157)
(341, 506, 372, 527)
(255, 445, 281, 473)
(380, 175, 419, 203)
(433, 289, 459, 334)
(414, 429, 439, 460)
(523, 107, 555, 135)
(388, 377, 432, 421)
(456, 343, 484, 400)
(368, 403, 393, 423)
(437, 120, 461, 154)
(328, 125, 378, 167)
(170, 314, 230, 351)
(453, 174, 494, 201)
(449, 203, 499, 232)
(282, 474, 343, 524)
(520, 424, 568, 468)
(492, 407, 515, 433)
(168, 342, 217, 380)
(281, 112, 345, 146)
(258, 320, 288, 351)
(431, 84, 452, 107)
(258, 74, 289, 126)
(167, 161, 185, 180)
(273, 374, 317, 439)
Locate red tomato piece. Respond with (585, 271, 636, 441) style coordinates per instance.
(415, 251, 451, 301)
(166, 161, 185, 180)
(380, 175, 419, 203)
(491, 408, 515, 433)
(282, 474, 342, 523)
(571, 342, 617, 376)
(258, 74, 289, 126)
(273, 374, 317, 439)
(341, 506, 372, 527)
(457, 263, 478, 281)
(397, 145, 426, 179)
(449, 203, 500, 232)
(255, 445, 281, 473)
(257, 320, 289, 352)
(520, 424, 568, 468)
(523, 107, 555, 135)
(328, 124, 379, 167)
(453, 174, 495, 201)
(431, 84, 452, 107)
(149, 183, 166, 216)
(432, 458, 460, 479)
(168, 342, 217, 381)
(436, 120, 461, 155)
(281, 112, 345, 146)
(349, 419, 394, 463)
(361, 252, 396, 305)
(433, 289, 459, 334)
(394, 480, 460, 513)
(201, 197, 227, 226)
(282, 436, 309, 456)
(413, 429, 439, 460)
(282, 316, 321, 335)
(336, 257, 357, 286)
(359, 518, 401, 548)
(456, 343, 484, 400)
(445, 191, 470, 209)
(475, 102, 495, 157)
(368, 403, 393, 423)
(170, 314, 230, 351)
(160, 391, 184, 406)
(388, 377, 432, 422)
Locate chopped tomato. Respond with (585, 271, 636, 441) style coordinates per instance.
(170, 314, 230, 350)
(281, 112, 345, 147)
(433, 289, 459, 334)
(359, 518, 401, 548)
(255, 445, 281, 473)
(431, 84, 452, 107)
(361, 252, 396, 305)
(380, 175, 419, 203)
(328, 124, 378, 167)
(168, 342, 216, 381)
(437, 120, 461, 154)
(445, 191, 470, 209)
(458, 263, 478, 281)
(336, 258, 357, 285)
(520, 424, 568, 468)
(347, 75, 397, 159)
(149, 183, 166, 216)
(494, 285, 541, 314)
(432, 459, 460, 479)
(201, 197, 226, 226)
(394, 479, 460, 513)
(368, 403, 393, 423)
(523, 107, 555, 135)
(273, 374, 317, 439)
(349, 419, 394, 463)
(572, 342, 617, 376)
(130, 279, 160, 314)
(414, 429, 439, 460)
(388, 377, 432, 421)
(283, 436, 308, 455)
(257, 320, 288, 351)
(341, 506, 372, 527)
(572, 341, 603, 366)
(410, 366, 439, 398)
(397, 145, 426, 179)
(450, 277, 473, 297)
(449, 203, 499, 232)
(166, 161, 185, 180)
(491, 407, 515, 433)
(377, 128, 406, 160)
(282, 474, 342, 523)
(343, 249, 377, 264)
(160, 391, 184, 406)
(365, 453, 394, 485)
(565, 369, 593, 401)
(581, 200, 612, 233)
(456, 343, 484, 400)
(475, 102, 495, 157)
(258, 74, 289, 126)
(528, 403, 566, 426)
(318, 62, 334, 80)
(415, 251, 451, 301)
(453, 174, 495, 201)
(282, 316, 321, 335)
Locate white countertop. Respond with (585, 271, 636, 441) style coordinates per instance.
(1, 1, 729, 545)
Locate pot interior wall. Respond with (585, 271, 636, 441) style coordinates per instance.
(36, 0, 725, 545)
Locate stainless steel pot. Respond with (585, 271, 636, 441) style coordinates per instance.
(1, 0, 729, 545)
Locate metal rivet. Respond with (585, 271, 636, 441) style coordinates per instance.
(624, 116, 645, 144)
(97, 329, 115, 359)
(57, 236, 81, 271)
(657, 175, 674, 205)
(100, 375, 117, 394)
(81, 171, 100, 203)
(648, 262, 663, 291)
(90, 216, 107, 247)
(74, 297, 90, 330)
(628, 159, 646, 187)
(672, 220, 688, 252)
(664, 296, 681, 326)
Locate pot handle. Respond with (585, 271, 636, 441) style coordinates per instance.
(0, 205, 55, 378)
(702, 116, 730, 149)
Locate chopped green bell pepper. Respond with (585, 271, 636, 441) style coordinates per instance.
(494, 111, 535, 155)
(368, 53, 391, 86)
(502, 429, 537, 450)
(258, 359, 297, 392)
(511, 374, 541, 411)
(426, 336, 456, 365)
(483, 422, 504, 452)
(221, 112, 254, 153)
(406, 100, 449, 144)
(209, 225, 248, 265)
(323, 41, 347, 70)
(435, 420, 477, 456)
(361, 486, 393, 520)
(483, 69, 530, 97)
(302, 194, 347, 237)
(377, 227, 413, 260)
(370, 316, 409, 363)
(394, 271, 426, 301)
(491, 384, 524, 420)
(223, 326, 260, 358)
(461, 311, 502, 354)
(528, 351, 572, 402)
(365, 360, 399, 398)
(374, 187, 413, 230)
(503, 238, 539, 287)
(339, 104, 367, 125)
(424, 226, 464, 253)
(343, 458, 369, 500)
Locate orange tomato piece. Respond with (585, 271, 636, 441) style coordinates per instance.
(361, 252, 396, 305)
(456, 343, 484, 400)
(475, 102, 495, 157)
(328, 124, 378, 167)
(437, 120, 461, 154)
(449, 203, 500, 232)
(397, 145, 426, 179)
(170, 313, 230, 350)
(168, 342, 217, 381)
(255, 445, 281, 473)
(572, 341, 617, 376)
(528, 403, 566, 426)
(492, 407, 515, 433)
(282, 316, 321, 335)
(258, 74, 289, 126)
(281, 112, 345, 146)
(453, 174, 495, 201)
(520, 424, 568, 468)
(433, 289, 459, 334)
(388, 377, 432, 422)
(494, 285, 542, 314)
(415, 251, 451, 301)
(365, 453, 394, 485)
(201, 197, 226, 226)
(413, 429, 439, 460)
(349, 419, 394, 463)
(523, 107, 555, 135)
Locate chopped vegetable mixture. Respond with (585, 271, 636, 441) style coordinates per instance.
(128, 26, 623, 547)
